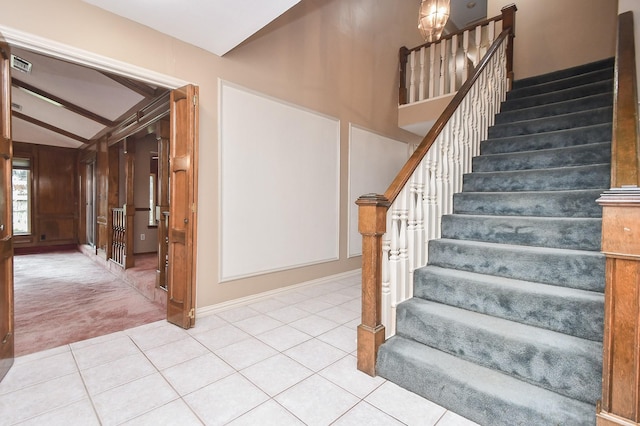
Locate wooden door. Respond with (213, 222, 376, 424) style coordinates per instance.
(167, 85, 198, 328)
(0, 37, 14, 381)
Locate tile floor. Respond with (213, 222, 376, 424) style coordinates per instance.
(0, 272, 479, 425)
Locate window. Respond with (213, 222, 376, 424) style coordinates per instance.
(12, 157, 31, 235)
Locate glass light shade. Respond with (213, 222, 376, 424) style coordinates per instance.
(418, 0, 451, 42)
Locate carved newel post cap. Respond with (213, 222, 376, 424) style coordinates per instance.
(356, 193, 390, 207)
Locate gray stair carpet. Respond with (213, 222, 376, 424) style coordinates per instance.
(376, 58, 612, 426)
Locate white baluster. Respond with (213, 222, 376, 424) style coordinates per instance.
(409, 50, 416, 104)
(439, 40, 446, 96)
(419, 47, 426, 101)
(450, 34, 458, 93)
(415, 160, 425, 269)
(381, 227, 391, 336)
(462, 30, 470, 85)
(488, 21, 496, 46)
(429, 45, 436, 98)
(474, 25, 482, 66)
(398, 190, 409, 304)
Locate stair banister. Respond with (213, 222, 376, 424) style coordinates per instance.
(596, 11, 640, 426)
(399, 5, 517, 105)
(357, 5, 516, 377)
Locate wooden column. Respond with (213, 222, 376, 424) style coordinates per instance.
(597, 188, 640, 426)
(399, 46, 410, 105)
(501, 4, 517, 87)
(356, 194, 390, 376)
(106, 142, 119, 261)
(156, 119, 170, 288)
(122, 138, 135, 269)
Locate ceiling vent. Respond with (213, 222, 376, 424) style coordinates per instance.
(11, 55, 32, 74)
(11, 102, 22, 111)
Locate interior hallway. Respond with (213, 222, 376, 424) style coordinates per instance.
(1, 272, 478, 425)
(14, 250, 165, 356)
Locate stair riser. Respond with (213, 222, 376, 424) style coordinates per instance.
(502, 80, 613, 112)
(481, 123, 612, 155)
(377, 338, 596, 426)
(441, 215, 602, 251)
(462, 164, 610, 192)
(507, 68, 614, 100)
(413, 267, 604, 341)
(473, 142, 611, 172)
(512, 58, 614, 89)
(495, 93, 613, 125)
(453, 190, 604, 218)
(395, 301, 602, 404)
(428, 239, 605, 291)
(488, 108, 612, 139)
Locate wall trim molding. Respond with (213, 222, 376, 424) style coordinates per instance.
(197, 269, 361, 317)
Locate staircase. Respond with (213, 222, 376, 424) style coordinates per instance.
(376, 58, 614, 425)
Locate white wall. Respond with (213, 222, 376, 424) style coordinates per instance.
(619, 1, 640, 102)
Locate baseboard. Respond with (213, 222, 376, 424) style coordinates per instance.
(196, 269, 361, 317)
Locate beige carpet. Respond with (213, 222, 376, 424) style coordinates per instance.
(14, 250, 166, 356)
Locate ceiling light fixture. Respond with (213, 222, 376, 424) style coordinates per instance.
(418, 0, 451, 43)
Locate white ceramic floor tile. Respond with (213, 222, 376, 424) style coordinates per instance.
(0, 351, 77, 395)
(214, 337, 278, 370)
(191, 324, 251, 351)
(319, 355, 385, 398)
(72, 335, 141, 370)
(273, 291, 308, 304)
(128, 322, 190, 351)
(293, 298, 334, 314)
(70, 330, 127, 350)
(14, 345, 70, 366)
(240, 353, 313, 396)
(288, 315, 339, 337)
(121, 398, 203, 425)
(275, 375, 359, 426)
(143, 336, 209, 370)
(123, 320, 166, 336)
(247, 298, 288, 314)
(312, 292, 355, 306)
(216, 306, 261, 323)
(365, 381, 447, 426)
(437, 411, 481, 426)
(255, 325, 313, 352)
(228, 400, 304, 426)
(184, 373, 269, 425)
(81, 352, 156, 395)
(339, 297, 362, 313)
(161, 353, 235, 395)
(186, 314, 228, 335)
(0, 372, 87, 424)
(233, 314, 284, 335)
(336, 286, 362, 300)
(284, 339, 347, 372)
(92, 372, 178, 426)
(332, 401, 405, 426)
(17, 398, 100, 426)
(317, 325, 357, 353)
(264, 306, 311, 323)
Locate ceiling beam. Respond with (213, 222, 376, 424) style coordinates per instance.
(12, 78, 115, 128)
(12, 111, 90, 145)
(99, 71, 158, 98)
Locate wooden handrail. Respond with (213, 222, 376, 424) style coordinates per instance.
(388, 29, 510, 204)
(399, 5, 517, 105)
(611, 11, 640, 187)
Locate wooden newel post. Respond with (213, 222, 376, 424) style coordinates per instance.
(399, 46, 410, 106)
(356, 193, 390, 376)
(596, 188, 640, 426)
(501, 4, 517, 88)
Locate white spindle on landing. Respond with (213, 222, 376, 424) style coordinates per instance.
(382, 38, 508, 337)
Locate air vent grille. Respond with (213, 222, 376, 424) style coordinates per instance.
(11, 55, 32, 74)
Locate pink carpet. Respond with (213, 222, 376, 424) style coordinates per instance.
(14, 250, 166, 356)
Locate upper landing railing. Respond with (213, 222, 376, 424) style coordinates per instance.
(399, 6, 516, 106)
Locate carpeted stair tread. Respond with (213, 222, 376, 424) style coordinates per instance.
(487, 107, 612, 139)
(473, 142, 610, 172)
(453, 189, 604, 217)
(507, 68, 614, 100)
(501, 79, 613, 112)
(511, 58, 614, 89)
(413, 266, 604, 341)
(462, 163, 610, 192)
(481, 123, 611, 155)
(441, 214, 602, 251)
(495, 92, 613, 125)
(395, 298, 602, 403)
(376, 336, 596, 426)
(428, 238, 605, 292)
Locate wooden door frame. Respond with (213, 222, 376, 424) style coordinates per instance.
(0, 28, 199, 327)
